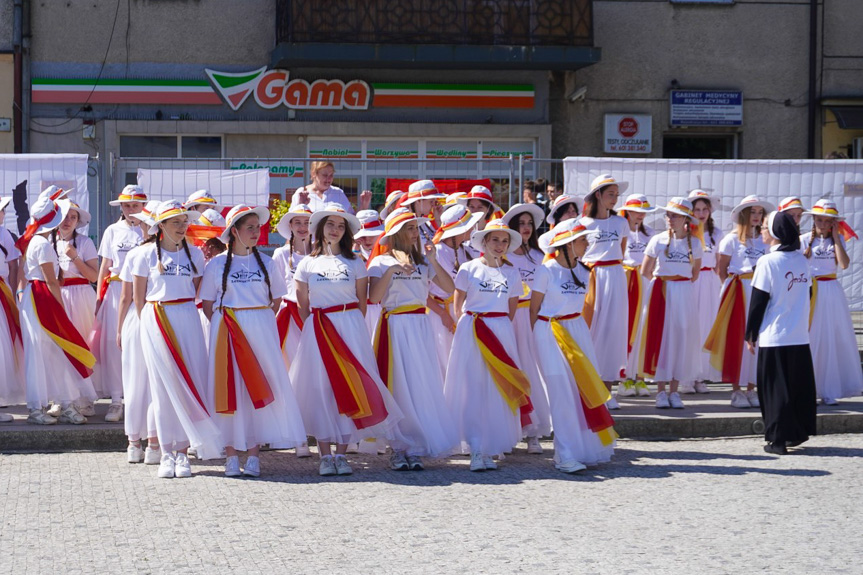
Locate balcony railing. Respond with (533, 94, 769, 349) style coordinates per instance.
(275, 0, 593, 47)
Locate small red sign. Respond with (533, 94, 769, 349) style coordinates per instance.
(618, 117, 639, 138)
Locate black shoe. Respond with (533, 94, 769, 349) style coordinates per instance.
(785, 438, 808, 448)
(764, 442, 788, 455)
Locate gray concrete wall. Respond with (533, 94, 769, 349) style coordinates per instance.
(821, 0, 863, 97)
(0, 0, 12, 51)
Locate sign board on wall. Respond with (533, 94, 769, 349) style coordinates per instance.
(229, 161, 306, 201)
(604, 114, 652, 154)
(670, 90, 743, 126)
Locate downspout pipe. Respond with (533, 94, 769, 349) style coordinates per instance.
(807, 0, 818, 159)
(13, 0, 23, 153)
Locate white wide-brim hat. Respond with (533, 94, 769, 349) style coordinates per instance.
(546, 194, 585, 224)
(434, 205, 485, 243)
(503, 203, 545, 229)
(778, 196, 807, 213)
(219, 205, 271, 243)
(129, 200, 161, 228)
(469, 219, 522, 254)
(401, 180, 445, 206)
(197, 208, 227, 228)
(31, 197, 66, 234)
(587, 174, 629, 202)
(0, 196, 11, 213)
(804, 199, 844, 221)
(730, 195, 776, 220)
(148, 200, 200, 235)
(110, 185, 148, 206)
(276, 204, 313, 240)
(687, 189, 718, 208)
(184, 189, 221, 209)
(547, 219, 596, 249)
(380, 191, 405, 219)
(353, 209, 385, 239)
(456, 185, 502, 215)
(309, 202, 361, 236)
(658, 197, 699, 224)
(619, 193, 658, 216)
(63, 200, 92, 229)
(379, 208, 428, 246)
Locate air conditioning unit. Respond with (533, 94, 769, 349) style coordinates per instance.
(854, 137, 863, 159)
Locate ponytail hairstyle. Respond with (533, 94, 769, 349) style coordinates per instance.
(50, 229, 64, 282)
(220, 213, 272, 308)
(310, 216, 356, 259)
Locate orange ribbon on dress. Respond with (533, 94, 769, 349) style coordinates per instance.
(638, 276, 689, 380)
(276, 299, 304, 349)
(703, 273, 752, 383)
(582, 260, 622, 328)
(29, 280, 96, 378)
(623, 265, 642, 354)
(214, 307, 275, 415)
(313, 302, 388, 430)
(0, 278, 22, 353)
(374, 304, 428, 392)
(151, 299, 208, 414)
(466, 311, 533, 422)
(809, 274, 837, 327)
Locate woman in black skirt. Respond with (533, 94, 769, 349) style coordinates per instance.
(745, 210, 816, 455)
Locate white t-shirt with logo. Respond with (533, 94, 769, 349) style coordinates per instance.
(119, 244, 146, 284)
(580, 215, 628, 263)
(129, 242, 205, 302)
(0, 226, 21, 282)
(368, 254, 437, 309)
(644, 232, 703, 278)
(718, 234, 767, 275)
(699, 228, 725, 269)
(200, 252, 287, 308)
(800, 232, 844, 276)
(454, 259, 521, 315)
(24, 234, 58, 282)
(272, 246, 307, 303)
(623, 225, 654, 268)
(98, 220, 144, 275)
(506, 248, 544, 301)
(532, 260, 589, 317)
(57, 235, 98, 279)
(750, 250, 811, 347)
(293, 254, 367, 309)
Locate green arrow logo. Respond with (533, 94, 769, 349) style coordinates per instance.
(205, 67, 267, 111)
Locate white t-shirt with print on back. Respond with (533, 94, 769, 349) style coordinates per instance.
(293, 254, 367, 309)
(532, 260, 589, 317)
(623, 225, 654, 268)
(454, 258, 521, 314)
(800, 232, 845, 276)
(644, 232, 703, 278)
(580, 215, 628, 263)
(98, 221, 144, 275)
(200, 252, 287, 308)
(718, 234, 767, 275)
(750, 250, 811, 347)
(129, 242, 205, 302)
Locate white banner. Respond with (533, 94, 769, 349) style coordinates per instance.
(563, 157, 863, 310)
(137, 168, 270, 207)
(0, 153, 90, 236)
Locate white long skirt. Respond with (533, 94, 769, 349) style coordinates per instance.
(533, 316, 614, 466)
(198, 306, 210, 352)
(0, 296, 25, 405)
(809, 280, 863, 400)
(383, 313, 459, 457)
(208, 309, 307, 451)
(428, 307, 454, 380)
(365, 303, 382, 338)
(121, 308, 155, 441)
(444, 314, 524, 456)
(140, 301, 222, 459)
(62, 283, 100, 395)
(692, 269, 721, 382)
(288, 307, 403, 444)
(277, 300, 303, 371)
(513, 306, 552, 438)
(634, 279, 700, 382)
(588, 265, 628, 382)
(92, 281, 123, 400)
(21, 284, 97, 409)
(718, 276, 757, 387)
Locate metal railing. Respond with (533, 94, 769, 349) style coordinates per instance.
(276, 0, 593, 46)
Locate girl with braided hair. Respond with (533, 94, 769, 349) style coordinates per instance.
(636, 198, 703, 410)
(530, 219, 616, 472)
(131, 200, 221, 479)
(200, 205, 307, 478)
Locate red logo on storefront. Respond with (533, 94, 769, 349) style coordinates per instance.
(618, 117, 639, 138)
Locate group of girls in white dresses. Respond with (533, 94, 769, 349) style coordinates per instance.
(1, 172, 860, 478)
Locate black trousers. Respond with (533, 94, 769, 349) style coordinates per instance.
(756, 344, 817, 444)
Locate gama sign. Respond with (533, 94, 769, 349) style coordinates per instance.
(205, 67, 371, 111)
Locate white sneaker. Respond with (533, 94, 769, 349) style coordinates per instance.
(730, 390, 751, 409)
(46, 403, 62, 418)
(469, 452, 485, 472)
(389, 451, 409, 471)
(319, 455, 337, 476)
(655, 390, 670, 409)
(345, 443, 359, 454)
(126, 444, 144, 463)
(186, 447, 198, 460)
(243, 456, 261, 478)
(678, 381, 696, 394)
(27, 408, 56, 425)
(556, 460, 587, 473)
(104, 403, 124, 423)
(58, 406, 87, 425)
(616, 379, 637, 397)
(295, 443, 312, 458)
(526, 437, 543, 454)
(668, 392, 685, 409)
(74, 399, 96, 417)
(746, 390, 760, 408)
(334, 455, 352, 475)
(635, 381, 651, 397)
(157, 453, 175, 478)
(224, 455, 242, 477)
(144, 446, 161, 465)
(694, 381, 711, 394)
(406, 455, 424, 471)
(174, 452, 192, 478)
(482, 455, 497, 470)
(606, 397, 621, 410)
(0, 412, 12, 423)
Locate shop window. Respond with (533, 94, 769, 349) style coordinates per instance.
(181, 136, 222, 158)
(662, 135, 737, 159)
(120, 136, 177, 158)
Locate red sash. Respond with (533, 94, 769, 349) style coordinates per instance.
(638, 276, 689, 379)
(312, 302, 388, 430)
(61, 277, 91, 287)
(374, 305, 427, 391)
(623, 265, 642, 354)
(703, 273, 751, 383)
(276, 300, 304, 349)
(0, 278, 22, 348)
(30, 280, 95, 378)
(97, 275, 121, 301)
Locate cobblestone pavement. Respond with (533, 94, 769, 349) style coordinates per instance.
(1, 434, 861, 574)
